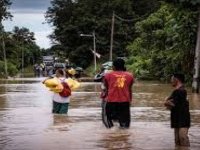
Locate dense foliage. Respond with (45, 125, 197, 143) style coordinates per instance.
(0, 60, 18, 77)
(127, 3, 198, 80)
(0, 0, 12, 22)
(0, 1, 43, 77)
(45, 0, 200, 81)
(1, 0, 200, 80)
(46, 0, 160, 68)
(0, 26, 42, 77)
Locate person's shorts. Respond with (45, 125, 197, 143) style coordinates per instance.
(102, 101, 130, 128)
(52, 101, 69, 114)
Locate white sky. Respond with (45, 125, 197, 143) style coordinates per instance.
(3, 0, 53, 49)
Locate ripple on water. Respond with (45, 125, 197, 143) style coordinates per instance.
(0, 79, 200, 150)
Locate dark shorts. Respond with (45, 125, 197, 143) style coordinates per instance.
(52, 101, 69, 114)
(102, 101, 130, 128)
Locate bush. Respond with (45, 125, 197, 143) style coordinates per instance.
(0, 61, 18, 77)
(127, 3, 197, 81)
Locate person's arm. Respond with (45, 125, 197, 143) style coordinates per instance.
(129, 85, 133, 102)
(129, 77, 134, 102)
(165, 92, 174, 101)
(164, 91, 176, 109)
(100, 76, 109, 99)
(103, 77, 108, 93)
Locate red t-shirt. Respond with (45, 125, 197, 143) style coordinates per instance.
(104, 71, 134, 102)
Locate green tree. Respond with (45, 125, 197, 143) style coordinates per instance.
(12, 26, 35, 44)
(0, 1, 43, 77)
(0, 0, 12, 22)
(11, 26, 40, 68)
(164, 0, 200, 91)
(46, 0, 160, 68)
(127, 3, 198, 80)
(0, 26, 42, 77)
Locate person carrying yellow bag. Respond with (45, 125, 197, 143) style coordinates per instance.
(43, 69, 71, 114)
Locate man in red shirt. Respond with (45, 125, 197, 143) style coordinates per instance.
(102, 58, 134, 128)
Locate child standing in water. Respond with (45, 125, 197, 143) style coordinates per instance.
(164, 73, 191, 147)
(52, 69, 70, 114)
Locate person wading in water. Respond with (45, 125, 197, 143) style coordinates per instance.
(164, 73, 191, 147)
(101, 58, 134, 128)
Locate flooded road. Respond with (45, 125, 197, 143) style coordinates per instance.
(0, 78, 200, 150)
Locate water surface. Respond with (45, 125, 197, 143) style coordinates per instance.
(0, 78, 200, 150)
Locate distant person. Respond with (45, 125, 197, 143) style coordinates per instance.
(101, 58, 134, 128)
(94, 66, 105, 82)
(35, 64, 40, 77)
(33, 64, 38, 77)
(40, 63, 45, 77)
(164, 73, 191, 147)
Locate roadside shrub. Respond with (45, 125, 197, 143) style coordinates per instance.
(0, 61, 18, 77)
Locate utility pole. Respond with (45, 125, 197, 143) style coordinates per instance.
(2, 33, 8, 78)
(109, 12, 135, 62)
(80, 31, 97, 72)
(110, 11, 115, 61)
(192, 10, 200, 93)
(93, 31, 97, 72)
(22, 47, 24, 77)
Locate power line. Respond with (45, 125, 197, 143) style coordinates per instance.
(114, 13, 137, 22)
(110, 12, 136, 61)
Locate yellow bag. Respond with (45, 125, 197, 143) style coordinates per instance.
(43, 77, 60, 88)
(49, 84, 64, 93)
(66, 78, 80, 90)
(43, 77, 80, 93)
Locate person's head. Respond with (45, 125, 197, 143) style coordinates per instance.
(113, 58, 126, 71)
(55, 69, 64, 78)
(171, 73, 185, 87)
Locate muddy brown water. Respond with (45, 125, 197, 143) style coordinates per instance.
(0, 78, 200, 150)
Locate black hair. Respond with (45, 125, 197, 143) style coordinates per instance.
(173, 73, 185, 83)
(113, 58, 126, 71)
(56, 69, 64, 76)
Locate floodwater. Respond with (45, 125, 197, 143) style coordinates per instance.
(0, 78, 200, 150)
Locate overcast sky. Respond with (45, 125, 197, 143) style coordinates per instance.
(3, 0, 53, 49)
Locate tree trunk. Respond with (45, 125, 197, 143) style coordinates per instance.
(192, 10, 200, 93)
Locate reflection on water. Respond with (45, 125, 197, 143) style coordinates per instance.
(0, 79, 200, 150)
(98, 128, 132, 150)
